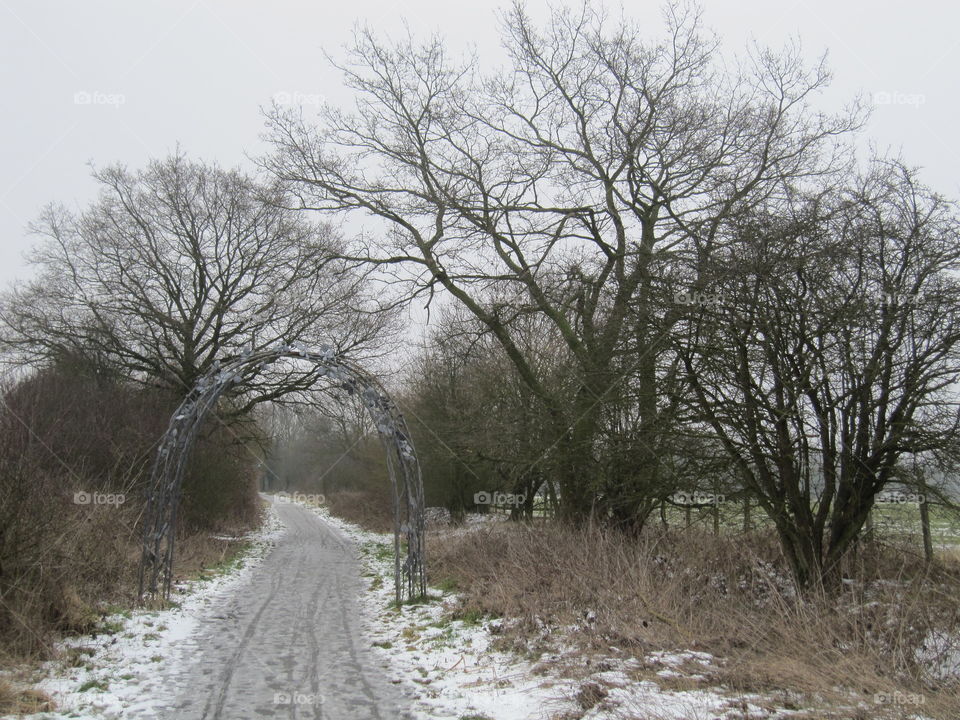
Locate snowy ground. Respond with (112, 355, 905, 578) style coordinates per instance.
(0, 508, 286, 720)
(4, 499, 942, 720)
(305, 505, 818, 720)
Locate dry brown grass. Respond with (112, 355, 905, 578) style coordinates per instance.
(173, 498, 270, 581)
(0, 680, 54, 715)
(0, 494, 142, 659)
(324, 489, 395, 533)
(428, 521, 960, 719)
(0, 367, 264, 665)
(0, 517, 255, 713)
(0, 500, 262, 663)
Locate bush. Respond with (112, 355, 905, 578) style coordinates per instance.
(325, 488, 395, 533)
(179, 427, 262, 533)
(0, 365, 261, 661)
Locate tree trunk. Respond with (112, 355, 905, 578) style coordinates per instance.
(556, 392, 602, 523)
(920, 499, 934, 563)
(772, 517, 825, 592)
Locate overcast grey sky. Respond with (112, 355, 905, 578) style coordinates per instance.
(2, 0, 957, 289)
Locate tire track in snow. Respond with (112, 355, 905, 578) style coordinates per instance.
(152, 499, 411, 720)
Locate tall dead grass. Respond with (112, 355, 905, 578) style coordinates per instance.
(0, 680, 54, 715)
(324, 488, 395, 533)
(429, 521, 960, 719)
(0, 367, 262, 665)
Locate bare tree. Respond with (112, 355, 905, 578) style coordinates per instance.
(403, 303, 574, 516)
(678, 160, 960, 588)
(264, 1, 860, 524)
(0, 154, 396, 412)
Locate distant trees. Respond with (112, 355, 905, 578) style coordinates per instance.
(264, 1, 861, 528)
(0, 154, 394, 411)
(403, 305, 573, 516)
(258, 400, 381, 496)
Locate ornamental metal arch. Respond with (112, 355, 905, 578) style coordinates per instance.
(138, 344, 426, 605)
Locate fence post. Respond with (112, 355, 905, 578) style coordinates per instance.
(919, 498, 934, 563)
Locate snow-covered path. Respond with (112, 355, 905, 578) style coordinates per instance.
(14, 499, 814, 720)
(152, 500, 411, 719)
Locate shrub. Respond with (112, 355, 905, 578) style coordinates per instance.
(0, 365, 261, 661)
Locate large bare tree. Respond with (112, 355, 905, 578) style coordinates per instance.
(0, 154, 395, 411)
(264, 1, 861, 524)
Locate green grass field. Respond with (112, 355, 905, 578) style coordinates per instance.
(484, 493, 960, 559)
(655, 498, 960, 555)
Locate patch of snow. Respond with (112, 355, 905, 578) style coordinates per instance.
(917, 629, 960, 681)
(301, 502, 812, 720)
(2, 505, 284, 720)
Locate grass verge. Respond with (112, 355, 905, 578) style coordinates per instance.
(427, 521, 960, 719)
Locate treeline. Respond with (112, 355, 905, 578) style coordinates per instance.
(260, 3, 960, 591)
(399, 160, 960, 589)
